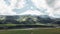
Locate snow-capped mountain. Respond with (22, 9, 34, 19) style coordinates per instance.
(19, 10, 44, 15)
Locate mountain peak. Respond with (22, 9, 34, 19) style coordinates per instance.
(20, 10, 43, 15)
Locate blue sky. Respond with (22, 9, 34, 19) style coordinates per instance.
(4, 0, 11, 6)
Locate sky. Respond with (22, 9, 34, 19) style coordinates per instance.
(0, 0, 60, 18)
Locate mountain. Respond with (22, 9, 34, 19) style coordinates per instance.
(19, 10, 44, 15)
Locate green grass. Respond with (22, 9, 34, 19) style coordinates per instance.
(0, 24, 55, 27)
(0, 28, 60, 34)
(0, 24, 17, 26)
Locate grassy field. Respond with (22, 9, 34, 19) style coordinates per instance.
(0, 28, 60, 34)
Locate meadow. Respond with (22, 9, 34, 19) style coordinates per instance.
(0, 28, 60, 34)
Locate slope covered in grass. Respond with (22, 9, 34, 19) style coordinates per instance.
(0, 28, 60, 34)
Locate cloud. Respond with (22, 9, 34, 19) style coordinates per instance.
(0, 0, 60, 18)
(0, 0, 17, 15)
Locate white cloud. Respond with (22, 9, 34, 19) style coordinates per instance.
(15, 0, 25, 9)
(0, 0, 17, 15)
(0, 0, 60, 18)
(32, 0, 48, 9)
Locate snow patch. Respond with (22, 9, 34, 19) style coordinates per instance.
(20, 10, 43, 15)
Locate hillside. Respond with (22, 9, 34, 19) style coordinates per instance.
(0, 15, 59, 25)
